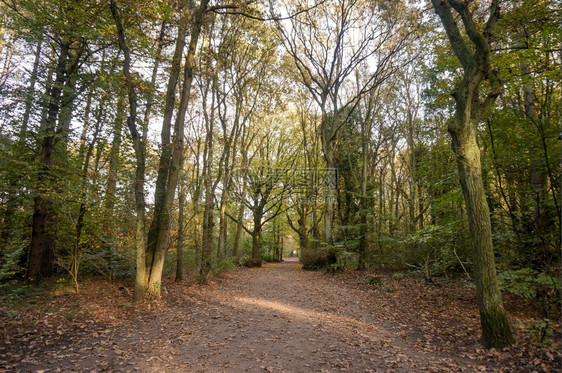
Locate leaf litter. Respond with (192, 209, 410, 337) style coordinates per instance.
(0, 261, 560, 372)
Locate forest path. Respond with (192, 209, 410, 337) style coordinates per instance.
(3, 261, 506, 372)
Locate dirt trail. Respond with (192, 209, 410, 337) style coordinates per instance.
(3, 261, 510, 372)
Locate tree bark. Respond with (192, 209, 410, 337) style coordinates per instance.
(233, 137, 250, 260)
(145, 8, 188, 285)
(232, 196, 246, 260)
(27, 37, 81, 283)
(248, 210, 263, 267)
(176, 172, 185, 282)
(110, 0, 147, 302)
(200, 62, 218, 281)
(146, 0, 209, 295)
(103, 94, 125, 225)
(20, 39, 42, 144)
(432, 0, 514, 348)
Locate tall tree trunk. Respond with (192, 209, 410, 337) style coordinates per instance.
(233, 143, 249, 259)
(200, 115, 216, 279)
(406, 110, 419, 232)
(287, 206, 310, 255)
(521, 62, 548, 257)
(103, 94, 125, 225)
(146, 0, 209, 295)
(357, 107, 372, 270)
(217, 141, 231, 260)
(201, 187, 215, 279)
(299, 215, 310, 253)
(217, 200, 229, 260)
(190, 138, 203, 270)
(176, 170, 185, 282)
(251, 215, 262, 262)
(143, 20, 166, 138)
(200, 64, 218, 281)
(110, 0, 147, 302)
(432, 0, 514, 348)
(0, 14, 7, 56)
(232, 196, 245, 260)
(27, 39, 78, 284)
(145, 10, 188, 285)
(321, 114, 335, 249)
(450, 118, 513, 347)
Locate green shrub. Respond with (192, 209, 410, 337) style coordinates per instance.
(497, 268, 560, 301)
(213, 257, 238, 273)
(401, 221, 472, 277)
(326, 249, 356, 273)
(0, 241, 27, 281)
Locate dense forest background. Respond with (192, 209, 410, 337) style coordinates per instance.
(0, 0, 559, 348)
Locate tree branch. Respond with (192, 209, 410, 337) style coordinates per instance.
(431, 0, 472, 70)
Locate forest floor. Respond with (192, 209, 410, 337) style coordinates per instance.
(0, 259, 560, 372)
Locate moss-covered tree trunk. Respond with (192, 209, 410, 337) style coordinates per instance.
(450, 116, 514, 348)
(251, 228, 261, 261)
(432, 0, 514, 348)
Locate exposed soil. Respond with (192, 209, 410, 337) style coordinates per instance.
(1, 260, 560, 372)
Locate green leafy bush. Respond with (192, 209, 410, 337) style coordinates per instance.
(0, 241, 27, 281)
(326, 249, 356, 273)
(497, 268, 560, 301)
(213, 257, 238, 274)
(401, 221, 472, 278)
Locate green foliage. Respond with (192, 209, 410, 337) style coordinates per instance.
(66, 310, 75, 321)
(326, 249, 355, 273)
(261, 253, 277, 263)
(118, 301, 132, 311)
(163, 248, 199, 278)
(402, 221, 472, 277)
(497, 268, 560, 302)
(0, 240, 27, 281)
(498, 267, 559, 341)
(80, 244, 131, 281)
(526, 318, 554, 345)
(392, 272, 405, 281)
(0, 280, 50, 306)
(212, 257, 238, 274)
(260, 233, 283, 263)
